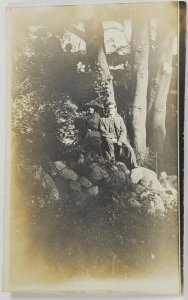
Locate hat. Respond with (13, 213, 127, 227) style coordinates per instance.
(84, 99, 103, 109)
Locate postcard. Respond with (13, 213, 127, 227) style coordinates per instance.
(3, 1, 185, 294)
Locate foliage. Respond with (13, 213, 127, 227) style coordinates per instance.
(12, 28, 87, 160)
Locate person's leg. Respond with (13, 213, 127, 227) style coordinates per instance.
(101, 137, 115, 159)
(120, 142, 138, 170)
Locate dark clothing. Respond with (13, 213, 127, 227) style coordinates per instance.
(85, 112, 100, 131)
(85, 112, 102, 155)
(99, 113, 138, 169)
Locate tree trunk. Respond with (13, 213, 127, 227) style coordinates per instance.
(84, 19, 115, 104)
(131, 19, 149, 160)
(147, 28, 175, 172)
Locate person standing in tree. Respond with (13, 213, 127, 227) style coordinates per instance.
(99, 102, 138, 170)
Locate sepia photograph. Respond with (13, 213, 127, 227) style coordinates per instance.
(3, 1, 185, 294)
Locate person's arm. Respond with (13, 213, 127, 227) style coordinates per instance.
(118, 117, 128, 144)
(99, 118, 114, 139)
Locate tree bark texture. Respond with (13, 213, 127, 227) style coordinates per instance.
(147, 28, 175, 172)
(131, 19, 149, 160)
(84, 19, 115, 104)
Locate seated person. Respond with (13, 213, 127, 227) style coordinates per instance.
(99, 102, 138, 170)
(84, 105, 102, 156)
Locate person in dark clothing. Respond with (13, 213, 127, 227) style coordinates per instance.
(99, 102, 138, 169)
(84, 106, 102, 155)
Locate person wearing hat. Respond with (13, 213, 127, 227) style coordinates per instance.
(99, 102, 138, 169)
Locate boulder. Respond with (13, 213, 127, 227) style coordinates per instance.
(87, 186, 99, 196)
(59, 168, 79, 181)
(152, 194, 166, 213)
(161, 192, 177, 209)
(31, 165, 60, 201)
(134, 184, 146, 194)
(54, 161, 67, 171)
(130, 167, 164, 192)
(69, 180, 82, 193)
(146, 194, 166, 215)
(130, 167, 143, 184)
(131, 167, 157, 184)
(31, 165, 43, 181)
(121, 192, 137, 202)
(116, 162, 130, 175)
(89, 163, 108, 182)
(167, 175, 178, 189)
(142, 167, 157, 178)
(47, 161, 67, 176)
(79, 176, 92, 188)
(42, 174, 60, 201)
(128, 198, 142, 209)
(159, 175, 178, 197)
(115, 171, 126, 180)
(53, 176, 69, 197)
(159, 171, 167, 180)
(77, 154, 85, 165)
(140, 176, 165, 192)
(109, 165, 119, 172)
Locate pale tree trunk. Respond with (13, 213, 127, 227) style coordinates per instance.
(84, 19, 115, 104)
(131, 19, 149, 160)
(147, 28, 175, 172)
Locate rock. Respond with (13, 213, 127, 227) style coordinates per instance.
(59, 168, 79, 181)
(115, 170, 126, 180)
(153, 194, 166, 213)
(89, 163, 108, 182)
(75, 144, 85, 153)
(42, 174, 60, 201)
(79, 176, 92, 188)
(135, 184, 146, 194)
(54, 161, 67, 171)
(167, 175, 178, 188)
(140, 190, 150, 199)
(165, 188, 177, 197)
(47, 161, 67, 176)
(77, 154, 85, 165)
(130, 167, 143, 184)
(146, 195, 166, 215)
(109, 165, 119, 172)
(159, 171, 167, 180)
(69, 180, 82, 193)
(53, 176, 69, 197)
(116, 162, 130, 175)
(133, 168, 164, 192)
(161, 192, 177, 209)
(128, 198, 142, 208)
(140, 176, 165, 192)
(87, 186, 99, 196)
(142, 167, 157, 178)
(31, 165, 60, 201)
(121, 192, 137, 202)
(31, 165, 43, 181)
(159, 176, 178, 196)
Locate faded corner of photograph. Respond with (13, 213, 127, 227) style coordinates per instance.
(4, 1, 184, 294)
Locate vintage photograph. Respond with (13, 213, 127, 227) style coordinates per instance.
(3, 1, 185, 294)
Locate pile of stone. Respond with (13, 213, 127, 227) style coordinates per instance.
(30, 158, 178, 215)
(31, 160, 101, 208)
(127, 167, 178, 215)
